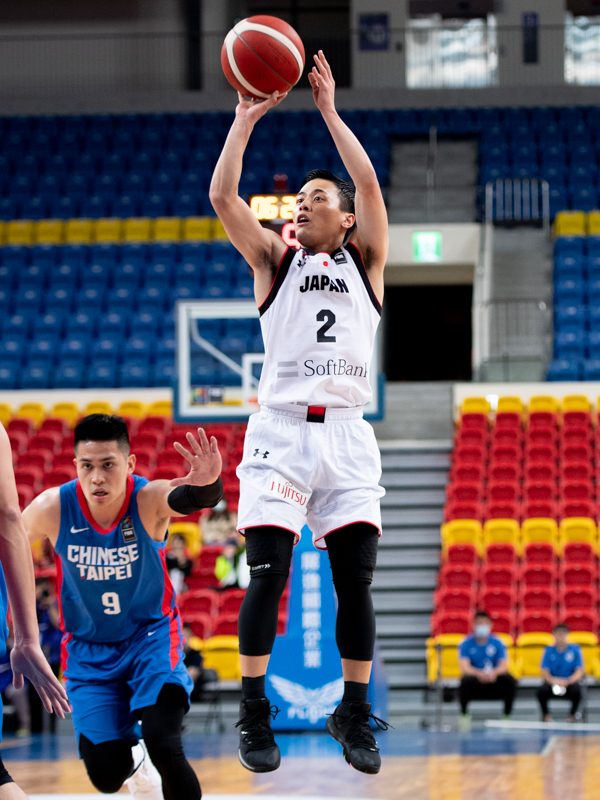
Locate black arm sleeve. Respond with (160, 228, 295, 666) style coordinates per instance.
(167, 478, 224, 515)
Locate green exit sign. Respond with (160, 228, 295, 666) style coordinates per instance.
(413, 231, 442, 263)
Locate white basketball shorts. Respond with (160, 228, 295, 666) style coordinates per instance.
(236, 404, 385, 550)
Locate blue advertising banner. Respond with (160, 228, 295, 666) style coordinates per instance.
(268, 526, 388, 731)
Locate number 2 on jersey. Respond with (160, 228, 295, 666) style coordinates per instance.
(102, 592, 121, 615)
(317, 309, 336, 343)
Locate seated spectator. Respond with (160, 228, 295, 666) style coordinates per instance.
(202, 500, 238, 543)
(215, 533, 249, 589)
(537, 623, 584, 723)
(165, 533, 193, 595)
(458, 610, 517, 729)
(182, 625, 218, 701)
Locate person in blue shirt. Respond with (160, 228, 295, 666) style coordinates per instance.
(537, 623, 584, 722)
(458, 610, 517, 728)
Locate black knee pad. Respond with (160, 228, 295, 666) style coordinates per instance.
(326, 522, 379, 587)
(0, 754, 13, 787)
(245, 526, 295, 578)
(79, 734, 136, 794)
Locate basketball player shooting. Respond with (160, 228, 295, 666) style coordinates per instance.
(210, 51, 389, 775)
(23, 415, 223, 800)
(0, 423, 70, 799)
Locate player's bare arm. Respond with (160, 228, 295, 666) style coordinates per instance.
(209, 91, 288, 305)
(309, 50, 388, 302)
(0, 427, 69, 717)
(23, 488, 61, 549)
(138, 427, 223, 540)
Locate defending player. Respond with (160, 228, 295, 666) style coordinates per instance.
(210, 52, 388, 775)
(24, 414, 223, 800)
(0, 422, 70, 799)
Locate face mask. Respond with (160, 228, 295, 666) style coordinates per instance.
(475, 624, 491, 638)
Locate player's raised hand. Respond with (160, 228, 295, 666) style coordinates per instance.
(171, 428, 223, 488)
(11, 641, 70, 717)
(309, 50, 336, 115)
(235, 90, 288, 127)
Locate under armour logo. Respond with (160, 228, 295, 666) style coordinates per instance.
(253, 449, 270, 459)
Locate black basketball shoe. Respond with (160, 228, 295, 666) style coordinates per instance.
(236, 698, 281, 773)
(326, 701, 389, 774)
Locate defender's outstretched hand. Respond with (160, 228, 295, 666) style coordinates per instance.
(235, 90, 288, 127)
(11, 641, 70, 717)
(171, 428, 223, 488)
(308, 50, 336, 115)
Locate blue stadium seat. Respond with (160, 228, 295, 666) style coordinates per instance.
(172, 192, 199, 217)
(555, 278, 586, 303)
(112, 194, 140, 217)
(46, 287, 75, 311)
(2, 312, 31, 337)
(583, 359, 600, 380)
(122, 173, 148, 195)
(113, 262, 142, 288)
(547, 358, 581, 381)
(17, 264, 48, 288)
(66, 310, 98, 336)
(50, 262, 80, 287)
(2, 246, 29, 270)
(80, 195, 108, 219)
(60, 336, 90, 361)
(108, 287, 136, 310)
(99, 310, 128, 335)
(86, 360, 118, 389)
(220, 335, 249, 355)
(555, 303, 587, 331)
(0, 337, 25, 364)
(555, 330, 586, 359)
(571, 184, 598, 212)
(81, 262, 112, 287)
(156, 334, 176, 359)
(20, 360, 52, 390)
(0, 288, 11, 313)
(203, 281, 231, 299)
(121, 243, 148, 264)
(31, 244, 59, 267)
(53, 360, 85, 389)
(50, 196, 79, 220)
(232, 283, 254, 299)
(0, 363, 18, 390)
(588, 303, 600, 331)
(150, 242, 179, 263)
(154, 358, 176, 386)
(124, 335, 153, 360)
(28, 335, 58, 361)
(138, 286, 165, 311)
(554, 237, 585, 257)
(14, 288, 43, 311)
(145, 262, 174, 286)
(555, 255, 586, 280)
(78, 287, 106, 311)
(119, 361, 151, 388)
(589, 330, 600, 357)
(131, 310, 161, 335)
(91, 335, 121, 361)
(34, 311, 65, 336)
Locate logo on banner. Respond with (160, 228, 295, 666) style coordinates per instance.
(267, 473, 310, 509)
(269, 675, 344, 724)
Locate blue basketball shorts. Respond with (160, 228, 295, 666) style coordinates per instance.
(63, 613, 193, 747)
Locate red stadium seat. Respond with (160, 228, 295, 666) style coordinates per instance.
(494, 412, 522, 431)
(153, 467, 181, 481)
(561, 427, 592, 448)
(563, 611, 597, 633)
(491, 428, 522, 447)
(485, 500, 520, 521)
(13, 466, 43, 493)
(523, 542, 556, 565)
(40, 418, 69, 437)
(563, 444, 593, 464)
(480, 587, 516, 612)
(563, 542, 595, 564)
(29, 432, 62, 455)
(449, 463, 486, 484)
(522, 564, 556, 588)
(525, 443, 556, 465)
(561, 587, 597, 611)
(134, 450, 156, 470)
(134, 464, 154, 480)
(489, 611, 517, 636)
(131, 433, 163, 452)
(561, 564, 595, 587)
(482, 564, 517, 589)
(485, 543, 517, 565)
(523, 481, 556, 502)
(446, 482, 483, 503)
(563, 410, 592, 429)
(212, 614, 238, 637)
(19, 453, 52, 472)
(488, 481, 520, 503)
(435, 588, 475, 614)
(17, 485, 34, 510)
(523, 500, 559, 521)
(562, 481, 595, 501)
(529, 411, 557, 430)
(179, 589, 219, 616)
(560, 499, 597, 521)
(138, 416, 173, 437)
(444, 500, 483, 522)
(561, 461, 593, 482)
(42, 469, 76, 491)
(433, 612, 471, 636)
(8, 431, 28, 459)
(219, 589, 247, 615)
(438, 564, 477, 589)
(183, 613, 213, 640)
(120, 416, 140, 438)
(520, 612, 556, 634)
(453, 444, 486, 466)
(455, 429, 488, 448)
(156, 452, 187, 474)
(446, 544, 479, 566)
(488, 462, 521, 483)
(521, 588, 556, 612)
(490, 443, 521, 465)
(7, 419, 34, 437)
(526, 428, 556, 448)
(525, 463, 557, 483)
(460, 413, 489, 433)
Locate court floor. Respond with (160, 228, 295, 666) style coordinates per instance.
(6, 729, 600, 799)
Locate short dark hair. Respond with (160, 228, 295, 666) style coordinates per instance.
(74, 414, 130, 455)
(554, 623, 570, 633)
(300, 169, 355, 214)
(474, 610, 491, 621)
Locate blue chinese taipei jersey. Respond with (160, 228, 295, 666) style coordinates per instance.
(541, 644, 583, 678)
(459, 635, 507, 669)
(54, 475, 176, 646)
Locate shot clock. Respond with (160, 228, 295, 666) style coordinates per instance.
(249, 193, 299, 246)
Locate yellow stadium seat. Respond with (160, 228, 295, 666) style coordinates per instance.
(460, 397, 491, 415)
(484, 519, 520, 550)
(17, 403, 45, 428)
(515, 632, 554, 678)
(211, 218, 229, 241)
(528, 395, 559, 413)
(84, 401, 113, 416)
(567, 632, 600, 678)
(94, 218, 123, 243)
(560, 518, 598, 553)
(148, 400, 172, 417)
(495, 633, 518, 677)
(117, 401, 147, 418)
(168, 522, 201, 558)
(124, 218, 152, 242)
(441, 520, 483, 554)
(588, 210, 600, 235)
(51, 402, 80, 427)
(0, 404, 12, 428)
(153, 217, 182, 241)
(521, 518, 559, 549)
(65, 218, 93, 243)
(183, 217, 212, 241)
(202, 636, 241, 681)
(562, 395, 592, 412)
(0, 221, 5, 245)
(35, 219, 64, 244)
(6, 220, 34, 245)
(555, 210, 586, 237)
(427, 634, 465, 682)
(496, 397, 523, 414)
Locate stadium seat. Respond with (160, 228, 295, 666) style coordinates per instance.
(444, 500, 482, 522)
(184, 613, 213, 640)
(426, 634, 464, 682)
(202, 636, 241, 681)
(480, 587, 516, 613)
(124, 217, 152, 242)
(563, 612, 597, 633)
(179, 590, 218, 616)
(555, 211, 586, 236)
(441, 520, 483, 553)
(483, 518, 520, 548)
(438, 564, 477, 589)
(563, 541, 595, 563)
(445, 544, 478, 566)
(516, 632, 555, 676)
(432, 612, 471, 636)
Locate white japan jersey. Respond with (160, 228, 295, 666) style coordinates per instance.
(257, 243, 382, 408)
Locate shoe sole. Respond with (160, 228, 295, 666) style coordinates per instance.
(326, 717, 380, 775)
(238, 749, 281, 773)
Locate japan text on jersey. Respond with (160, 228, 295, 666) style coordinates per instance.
(54, 475, 177, 643)
(257, 243, 382, 408)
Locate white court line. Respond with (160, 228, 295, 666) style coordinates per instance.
(485, 719, 600, 731)
(541, 736, 557, 756)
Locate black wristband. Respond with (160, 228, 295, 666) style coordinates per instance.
(168, 478, 224, 515)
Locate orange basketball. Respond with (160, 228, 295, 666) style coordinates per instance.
(221, 15, 305, 100)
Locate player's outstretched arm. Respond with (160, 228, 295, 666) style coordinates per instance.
(0, 426, 69, 718)
(309, 51, 388, 279)
(139, 428, 224, 540)
(209, 92, 288, 274)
